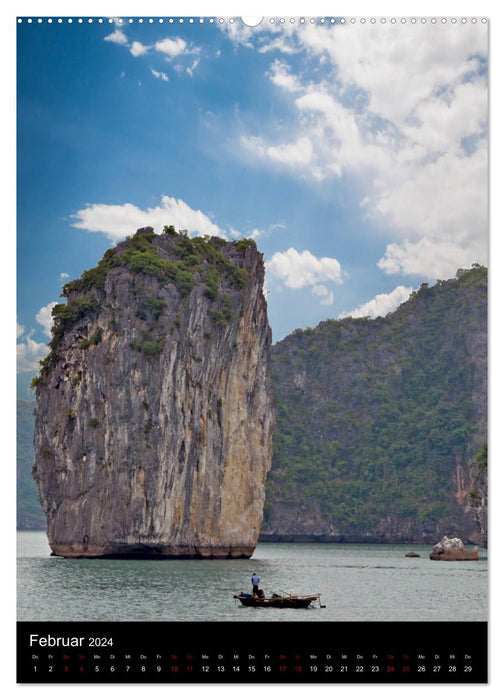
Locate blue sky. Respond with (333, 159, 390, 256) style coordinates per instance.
(16, 14, 488, 387)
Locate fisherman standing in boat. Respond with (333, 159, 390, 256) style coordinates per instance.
(251, 573, 260, 597)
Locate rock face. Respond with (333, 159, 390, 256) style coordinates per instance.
(429, 536, 479, 561)
(33, 227, 274, 558)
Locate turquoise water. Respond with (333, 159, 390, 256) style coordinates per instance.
(17, 531, 487, 622)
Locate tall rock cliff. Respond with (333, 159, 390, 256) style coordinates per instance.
(33, 227, 274, 558)
(264, 266, 487, 544)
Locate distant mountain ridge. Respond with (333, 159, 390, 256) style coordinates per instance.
(17, 400, 45, 529)
(263, 265, 487, 544)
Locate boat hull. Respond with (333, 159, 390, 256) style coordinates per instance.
(234, 595, 318, 608)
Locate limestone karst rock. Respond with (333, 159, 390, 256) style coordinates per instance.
(429, 536, 479, 561)
(33, 227, 274, 558)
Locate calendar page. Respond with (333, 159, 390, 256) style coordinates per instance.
(16, 11, 488, 684)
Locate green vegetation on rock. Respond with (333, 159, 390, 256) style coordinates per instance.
(130, 330, 166, 356)
(50, 296, 98, 352)
(60, 224, 249, 310)
(34, 226, 253, 378)
(265, 265, 487, 543)
(135, 296, 167, 322)
(80, 326, 103, 349)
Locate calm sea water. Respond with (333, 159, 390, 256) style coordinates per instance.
(17, 531, 487, 622)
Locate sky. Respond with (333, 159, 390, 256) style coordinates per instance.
(16, 13, 488, 389)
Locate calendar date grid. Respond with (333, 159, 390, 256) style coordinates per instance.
(28, 647, 478, 679)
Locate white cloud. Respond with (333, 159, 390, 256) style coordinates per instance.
(35, 302, 58, 338)
(187, 58, 200, 77)
(257, 36, 301, 55)
(267, 136, 313, 167)
(155, 37, 188, 58)
(230, 21, 488, 281)
(231, 222, 286, 241)
(266, 247, 343, 290)
(218, 20, 255, 49)
(372, 143, 488, 279)
(219, 18, 299, 54)
(254, 223, 287, 239)
(104, 28, 200, 78)
(241, 135, 267, 159)
(340, 285, 414, 320)
(241, 135, 314, 170)
(130, 41, 150, 57)
(268, 59, 303, 93)
(295, 90, 392, 175)
(298, 21, 487, 125)
(104, 28, 128, 45)
(151, 68, 169, 82)
(377, 237, 484, 280)
(17, 334, 48, 373)
(17, 301, 61, 372)
(152, 37, 201, 76)
(401, 78, 487, 154)
(60, 272, 69, 280)
(71, 196, 224, 242)
(312, 284, 334, 306)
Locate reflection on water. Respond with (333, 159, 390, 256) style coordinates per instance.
(17, 531, 487, 622)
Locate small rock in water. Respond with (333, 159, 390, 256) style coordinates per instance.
(429, 535, 479, 561)
(405, 551, 420, 557)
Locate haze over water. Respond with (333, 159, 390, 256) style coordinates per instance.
(17, 532, 487, 623)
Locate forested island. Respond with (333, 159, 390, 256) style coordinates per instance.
(263, 265, 487, 545)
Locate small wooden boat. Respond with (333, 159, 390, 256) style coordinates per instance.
(234, 592, 323, 608)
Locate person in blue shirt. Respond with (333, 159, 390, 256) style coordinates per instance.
(251, 573, 260, 596)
